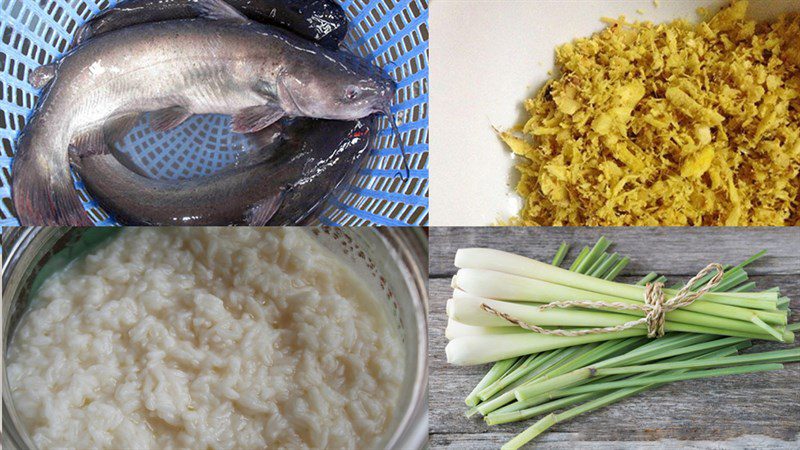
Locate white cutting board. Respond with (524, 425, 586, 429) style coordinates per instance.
(429, 0, 799, 226)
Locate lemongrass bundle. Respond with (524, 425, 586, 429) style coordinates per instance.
(448, 238, 798, 449)
(446, 244, 790, 366)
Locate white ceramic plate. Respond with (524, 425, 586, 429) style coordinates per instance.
(429, 0, 798, 226)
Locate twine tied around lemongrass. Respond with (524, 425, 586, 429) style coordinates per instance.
(480, 263, 725, 338)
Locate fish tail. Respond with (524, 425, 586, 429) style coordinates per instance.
(12, 151, 93, 226)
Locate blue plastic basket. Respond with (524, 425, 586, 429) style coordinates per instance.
(0, 0, 429, 226)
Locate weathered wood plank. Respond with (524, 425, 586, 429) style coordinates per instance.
(428, 229, 800, 448)
(430, 433, 800, 449)
(429, 227, 800, 278)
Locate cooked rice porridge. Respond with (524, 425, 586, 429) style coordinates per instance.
(6, 228, 404, 449)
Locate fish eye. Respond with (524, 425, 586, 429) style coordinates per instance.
(345, 86, 361, 101)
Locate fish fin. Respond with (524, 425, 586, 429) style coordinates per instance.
(247, 120, 286, 149)
(104, 113, 140, 144)
(233, 124, 286, 167)
(254, 80, 279, 102)
(245, 189, 286, 226)
(72, 22, 94, 48)
(71, 129, 111, 158)
(29, 63, 57, 89)
(150, 106, 191, 132)
(192, 0, 250, 24)
(232, 105, 284, 133)
(67, 145, 82, 170)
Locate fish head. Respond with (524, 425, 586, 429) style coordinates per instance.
(277, 50, 396, 120)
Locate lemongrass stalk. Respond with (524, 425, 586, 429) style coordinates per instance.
(539, 338, 646, 376)
(586, 252, 610, 276)
(734, 249, 767, 268)
(625, 336, 748, 364)
(491, 378, 618, 417)
(500, 341, 751, 416)
(596, 348, 800, 375)
(713, 250, 767, 289)
(451, 272, 788, 333)
(447, 296, 643, 329)
(453, 268, 785, 325)
(454, 268, 781, 319)
(489, 339, 646, 415)
(445, 320, 789, 366)
(473, 347, 584, 416)
(509, 335, 736, 402)
(502, 384, 649, 450)
(474, 339, 642, 416)
(516, 347, 800, 400)
(511, 334, 722, 399)
(575, 237, 611, 274)
(689, 263, 734, 290)
(465, 358, 516, 406)
(603, 256, 630, 280)
(568, 247, 590, 271)
(730, 281, 756, 293)
(476, 347, 589, 403)
(447, 292, 784, 340)
(636, 272, 658, 286)
(503, 344, 757, 448)
(477, 353, 544, 401)
(585, 252, 611, 277)
(454, 249, 780, 311)
(546, 363, 783, 394)
(591, 253, 620, 278)
(649, 321, 783, 342)
(680, 265, 772, 309)
(446, 297, 519, 327)
(479, 334, 732, 416)
(445, 318, 523, 340)
(787, 322, 800, 332)
(488, 391, 600, 426)
(453, 331, 704, 367)
(750, 316, 785, 341)
(711, 269, 748, 293)
(552, 242, 570, 266)
(499, 339, 643, 395)
(490, 341, 744, 423)
(492, 342, 744, 428)
(446, 296, 791, 341)
(502, 344, 740, 450)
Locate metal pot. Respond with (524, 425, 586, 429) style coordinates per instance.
(2, 227, 429, 450)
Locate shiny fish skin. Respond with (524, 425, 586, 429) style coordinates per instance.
(12, 10, 395, 225)
(74, 0, 349, 49)
(72, 118, 374, 225)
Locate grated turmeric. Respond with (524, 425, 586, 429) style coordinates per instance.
(506, 1, 800, 226)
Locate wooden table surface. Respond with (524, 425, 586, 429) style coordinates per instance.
(428, 228, 800, 449)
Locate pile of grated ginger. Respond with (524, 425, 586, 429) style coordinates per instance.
(503, 0, 800, 226)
